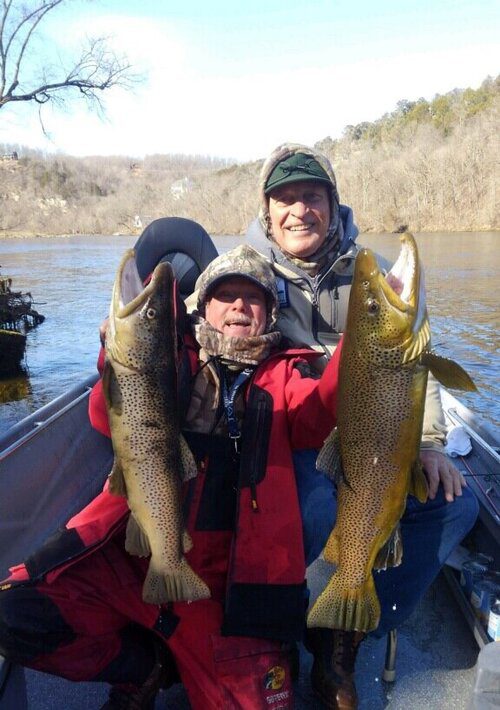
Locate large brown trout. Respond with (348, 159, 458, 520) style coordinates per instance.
(308, 233, 476, 632)
(103, 249, 210, 605)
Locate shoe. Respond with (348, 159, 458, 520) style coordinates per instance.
(306, 628, 365, 710)
(283, 641, 300, 682)
(100, 637, 179, 709)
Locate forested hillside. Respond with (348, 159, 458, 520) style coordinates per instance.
(1, 75, 498, 236)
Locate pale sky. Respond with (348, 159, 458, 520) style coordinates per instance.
(1, 0, 498, 161)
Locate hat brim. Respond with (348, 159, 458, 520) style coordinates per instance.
(264, 173, 332, 196)
(204, 272, 270, 301)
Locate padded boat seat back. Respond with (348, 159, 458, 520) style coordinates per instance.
(134, 217, 218, 298)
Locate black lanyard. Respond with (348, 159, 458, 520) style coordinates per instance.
(221, 367, 253, 453)
(220, 364, 260, 512)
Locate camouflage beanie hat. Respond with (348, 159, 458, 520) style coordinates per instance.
(195, 244, 279, 330)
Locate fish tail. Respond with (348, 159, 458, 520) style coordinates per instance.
(307, 573, 380, 633)
(142, 557, 211, 604)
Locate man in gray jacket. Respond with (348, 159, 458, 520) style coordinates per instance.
(246, 143, 478, 710)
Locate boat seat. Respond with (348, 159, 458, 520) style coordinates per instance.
(134, 217, 218, 298)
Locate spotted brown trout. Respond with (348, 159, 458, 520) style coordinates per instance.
(103, 249, 210, 605)
(308, 233, 476, 632)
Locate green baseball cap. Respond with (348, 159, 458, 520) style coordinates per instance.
(264, 152, 332, 195)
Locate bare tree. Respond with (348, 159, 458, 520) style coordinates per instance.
(0, 0, 136, 113)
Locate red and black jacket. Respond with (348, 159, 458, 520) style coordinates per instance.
(3, 336, 341, 643)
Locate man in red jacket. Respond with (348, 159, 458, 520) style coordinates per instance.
(0, 245, 342, 710)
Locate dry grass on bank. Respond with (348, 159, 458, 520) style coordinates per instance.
(1, 77, 498, 236)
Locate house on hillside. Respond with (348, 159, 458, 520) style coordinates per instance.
(1, 152, 18, 162)
(170, 177, 193, 200)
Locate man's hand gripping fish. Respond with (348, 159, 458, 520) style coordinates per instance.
(308, 233, 476, 632)
(103, 249, 210, 605)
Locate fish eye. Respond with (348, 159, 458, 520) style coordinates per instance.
(146, 307, 157, 319)
(367, 298, 380, 314)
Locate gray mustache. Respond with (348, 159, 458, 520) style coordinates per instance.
(224, 316, 252, 326)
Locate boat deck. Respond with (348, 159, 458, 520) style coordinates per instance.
(0, 380, 497, 710)
(0, 568, 479, 710)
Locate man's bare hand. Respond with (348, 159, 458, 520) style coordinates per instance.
(420, 449, 466, 503)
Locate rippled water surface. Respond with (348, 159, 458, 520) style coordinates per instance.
(360, 232, 499, 427)
(0, 231, 498, 435)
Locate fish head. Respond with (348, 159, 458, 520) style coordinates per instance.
(106, 249, 176, 371)
(347, 233, 430, 366)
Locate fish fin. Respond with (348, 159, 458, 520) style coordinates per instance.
(125, 515, 151, 557)
(180, 435, 198, 481)
(307, 572, 380, 632)
(373, 525, 403, 570)
(182, 529, 193, 553)
(401, 317, 431, 364)
(108, 458, 127, 497)
(409, 460, 428, 503)
(421, 353, 477, 392)
(142, 558, 211, 604)
(317, 429, 343, 483)
(323, 529, 340, 566)
(102, 361, 123, 414)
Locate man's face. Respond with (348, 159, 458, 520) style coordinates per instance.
(204, 276, 268, 337)
(268, 180, 331, 258)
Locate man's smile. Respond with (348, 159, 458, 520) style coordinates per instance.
(287, 224, 315, 232)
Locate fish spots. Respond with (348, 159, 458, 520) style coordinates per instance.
(143, 420, 161, 429)
(106, 256, 209, 603)
(310, 235, 427, 631)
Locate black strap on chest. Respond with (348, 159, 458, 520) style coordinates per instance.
(220, 366, 253, 452)
(220, 364, 261, 511)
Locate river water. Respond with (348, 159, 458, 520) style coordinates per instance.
(0, 231, 498, 436)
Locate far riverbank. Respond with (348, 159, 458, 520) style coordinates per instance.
(0, 230, 246, 239)
(1, 227, 498, 240)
